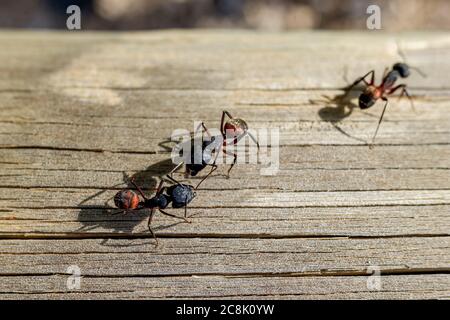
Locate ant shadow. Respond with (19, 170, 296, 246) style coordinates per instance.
(312, 83, 373, 143)
(76, 158, 185, 247)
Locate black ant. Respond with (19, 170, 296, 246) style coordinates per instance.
(113, 176, 195, 246)
(345, 62, 425, 145)
(170, 110, 259, 188)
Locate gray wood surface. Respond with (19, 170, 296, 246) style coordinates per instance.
(0, 31, 449, 299)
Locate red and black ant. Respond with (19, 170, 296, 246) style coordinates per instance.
(345, 62, 425, 145)
(170, 110, 259, 188)
(113, 176, 195, 246)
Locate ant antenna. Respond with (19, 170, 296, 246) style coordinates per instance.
(165, 174, 183, 186)
(342, 65, 350, 86)
(396, 40, 407, 61)
(409, 66, 427, 78)
(129, 177, 149, 200)
(246, 131, 260, 150)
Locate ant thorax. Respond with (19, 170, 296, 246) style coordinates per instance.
(365, 85, 382, 99)
(145, 194, 169, 209)
(382, 71, 400, 90)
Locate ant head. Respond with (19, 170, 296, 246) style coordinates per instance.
(224, 118, 248, 137)
(393, 62, 410, 78)
(359, 92, 376, 109)
(224, 117, 260, 149)
(114, 189, 140, 210)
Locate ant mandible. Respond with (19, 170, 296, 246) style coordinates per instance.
(345, 62, 425, 146)
(113, 176, 195, 246)
(170, 110, 260, 189)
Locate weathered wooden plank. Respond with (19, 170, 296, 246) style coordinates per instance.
(0, 31, 449, 299)
(1, 89, 449, 122)
(0, 33, 449, 150)
(0, 205, 449, 237)
(2, 168, 449, 191)
(1, 91, 449, 150)
(0, 274, 448, 299)
(1, 187, 450, 209)
(0, 31, 449, 91)
(2, 144, 449, 170)
(1, 120, 449, 150)
(1, 238, 449, 276)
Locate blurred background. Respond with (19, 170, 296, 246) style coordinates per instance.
(0, 0, 449, 31)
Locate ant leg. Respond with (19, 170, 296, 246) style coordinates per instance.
(155, 179, 166, 196)
(184, 195, 188, 218)
(111, 210, 126, 215)
(223, 147, 237, 178)
(246, 131, 260, 149)
(194, 122, 212, 139)
(233, 132, 245, 146)
(195, 122, 218, 163)
(367, 69, 375, 85)
(220, 110, 233, 135)
(401, 87, 415, 112)
(147, 208, 158, 247)
(167, 161, 184, 178)
(194, 122, 203, 134)
(158, 209, 190, 223)
(389, 84, 415, 112)
(370, 97, 389, 147)
(165, 174, 183, 186)
(233, 131, 260, 150)
(343, 70, 375, 98)
(129, 178, 149, 200)
(353, 70, 375, 86)
(195, 164, 218, 189)
(382, 67, 389, 79)
(227, 158, 237, 178)
(195, 144, 221, 189)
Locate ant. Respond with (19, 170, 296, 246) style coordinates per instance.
(345, 62, 425, 146)
(170, 110, 260, 188)
(113, 175, 195, 246)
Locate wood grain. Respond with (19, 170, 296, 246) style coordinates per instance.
(1, 275, 448, 299)
(0, 31, 449, 299)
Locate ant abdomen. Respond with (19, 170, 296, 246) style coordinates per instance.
(393, 63, 410, 78)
